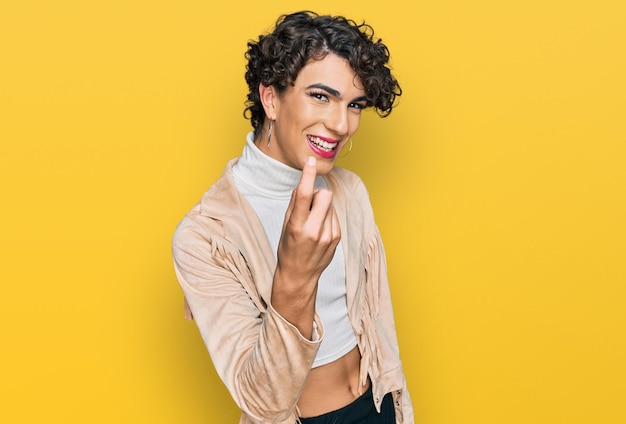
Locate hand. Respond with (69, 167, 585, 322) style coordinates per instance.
(271, 157, 341, 332)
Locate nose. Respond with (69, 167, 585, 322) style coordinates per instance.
(324, 104, 349, 135)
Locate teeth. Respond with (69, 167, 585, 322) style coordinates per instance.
(308, 136, 337, 152)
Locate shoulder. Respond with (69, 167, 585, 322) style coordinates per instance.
(329, 166, 369, 196)
(329, 166, 374, 209)
(328, 167, 378, 235)
(329, 166, 361, 187)
(172, 161, 240, 250)
(172, 203, 226, 263)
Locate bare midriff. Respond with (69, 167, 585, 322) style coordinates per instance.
(297, 345, 370, 418)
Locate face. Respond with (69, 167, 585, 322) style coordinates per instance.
(259, 53, 367, 174)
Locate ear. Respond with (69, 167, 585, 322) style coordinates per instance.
(259, 84, 278, 121)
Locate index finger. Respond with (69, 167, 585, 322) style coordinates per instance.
(291, 156, 318, 221)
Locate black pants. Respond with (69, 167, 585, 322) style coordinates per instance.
(298, 385, 396, 424)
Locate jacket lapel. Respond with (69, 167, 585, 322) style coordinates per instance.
(324, 170, 361, 310)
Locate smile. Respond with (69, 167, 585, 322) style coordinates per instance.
(307, 135, 338, 155)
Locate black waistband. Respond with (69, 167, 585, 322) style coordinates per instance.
(298, 384, 376, 423)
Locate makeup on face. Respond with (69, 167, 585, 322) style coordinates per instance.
(260, 53, 367, 174)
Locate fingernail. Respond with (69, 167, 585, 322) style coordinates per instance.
(307, 156, 316, 166)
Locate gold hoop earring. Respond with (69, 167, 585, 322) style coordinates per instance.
(267, 120, 273, 147)
(339, 138, 353, 158)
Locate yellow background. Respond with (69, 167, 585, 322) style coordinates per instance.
(1, 0, 625, 422)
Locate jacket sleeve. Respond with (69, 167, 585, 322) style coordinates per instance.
(172, 217, 322, 422)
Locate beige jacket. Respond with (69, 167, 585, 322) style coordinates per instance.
(173, 159, 414, 423)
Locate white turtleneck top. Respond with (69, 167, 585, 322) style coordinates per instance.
(232, 132, 357, 368)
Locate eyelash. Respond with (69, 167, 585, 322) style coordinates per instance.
(309, 91, 329, 102)
(308, 91, 366, 110)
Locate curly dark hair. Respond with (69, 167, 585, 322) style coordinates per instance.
(244, 10, 402, 136)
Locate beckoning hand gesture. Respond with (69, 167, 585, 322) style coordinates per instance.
(271, 156, 341, 338)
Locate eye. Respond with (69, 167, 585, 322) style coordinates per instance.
(349, 102, 367, 110)
(308, 91, 329, 102)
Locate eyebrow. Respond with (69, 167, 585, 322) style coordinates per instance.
(306, 83, 368, 103)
